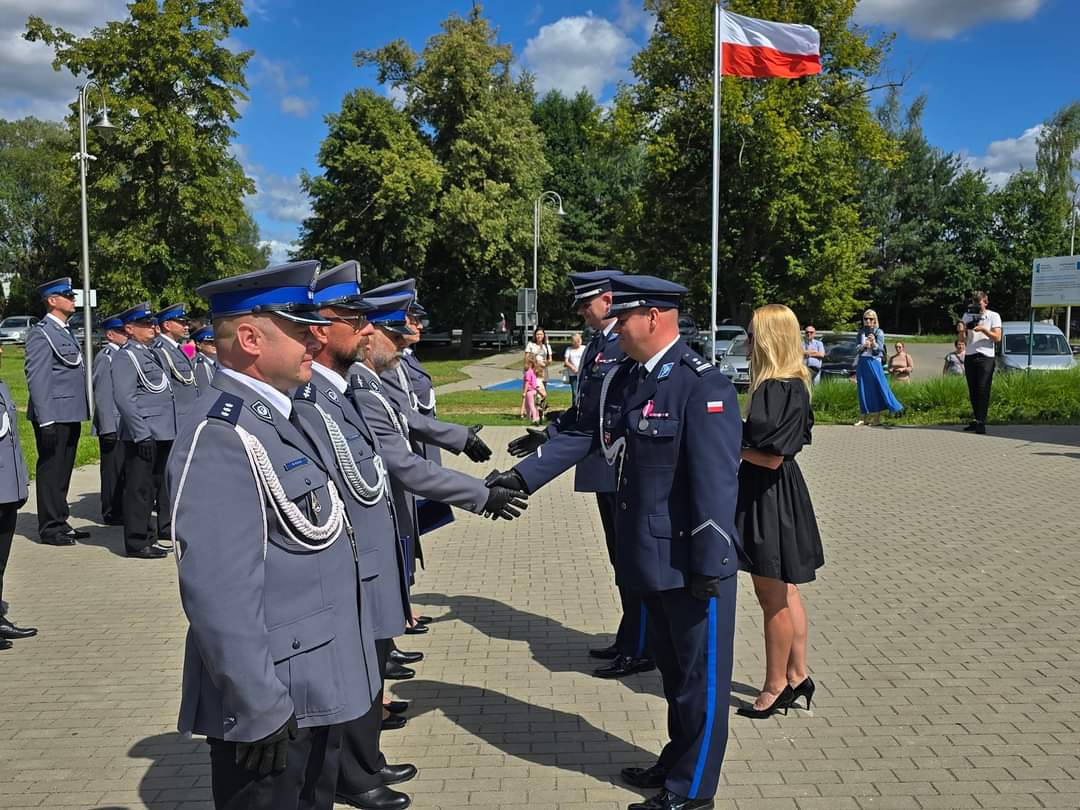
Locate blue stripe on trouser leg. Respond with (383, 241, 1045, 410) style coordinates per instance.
(689, 596, 717, 798)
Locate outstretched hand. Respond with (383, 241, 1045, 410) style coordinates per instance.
(485, 469, 527, 492)
(507, 427, 548, 458)
(464, 425, 492, 463)
(483, 486, 529, 520)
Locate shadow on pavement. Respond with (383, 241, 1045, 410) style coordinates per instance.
(393, 679, 657, 787)
(88, 732, 209, 809)
(900, 423, 1080, 447)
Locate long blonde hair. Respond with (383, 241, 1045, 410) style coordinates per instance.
(749, 304, 812, 396)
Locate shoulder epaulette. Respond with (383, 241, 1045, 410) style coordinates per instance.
(206, 392, 242, 425)
(682, 351, 714, 375)
(294, 381, 318, 402)
(350, 373, 366, 390)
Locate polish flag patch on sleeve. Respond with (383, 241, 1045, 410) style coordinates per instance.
(707, 400, 724, 413)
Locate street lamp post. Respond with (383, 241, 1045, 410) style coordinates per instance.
(532, 190, 565, 336)
(74, 81, 115, 419)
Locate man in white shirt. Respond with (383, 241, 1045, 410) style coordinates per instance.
(960, 290, 1002, 435)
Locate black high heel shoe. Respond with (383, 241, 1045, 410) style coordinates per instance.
(791, 676, 815, 710)
(736, 685, 794, 719)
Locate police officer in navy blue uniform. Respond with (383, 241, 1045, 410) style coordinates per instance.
(112, 303, 177, 559)
(505, 269, 653, 678)
(168, 260, 382, 810)
(23, 277, 90, 545)
(490, 276, 742, 810)
(154, 303, 201, 424)
(93, 314, 128, 526)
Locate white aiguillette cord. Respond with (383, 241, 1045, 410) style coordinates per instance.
(41, 326, 83, 367)
(160, 345, 195, 385)
(597, 364, 629, 485)
(312, 402, 387, 506)
(127, 348, 169, 393)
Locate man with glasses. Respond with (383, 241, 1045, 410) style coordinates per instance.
(23, 277, 90, 546)
(155, 303, 201, 424)
(112, 303, 177, 559)
(802, 325, 824, 384)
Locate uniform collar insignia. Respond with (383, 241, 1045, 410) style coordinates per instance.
(250, 400, 274, 423)
(326, 388, 339, 401)
(658, 362, 674, 380)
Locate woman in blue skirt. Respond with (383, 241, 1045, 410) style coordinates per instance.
(854, 309, 902, 425)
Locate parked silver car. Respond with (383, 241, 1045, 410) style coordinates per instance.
(718, 335, 751, 390)
(704, 324, 748, 359)
(0, 315, 39, 344)
(997, 321, 1076, 372)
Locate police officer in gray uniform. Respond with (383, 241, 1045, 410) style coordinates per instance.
(155, 303, 201, 423)
(168, 260, 382, 810)
(192, 325, 217, 389)
(93, 314, 127, 526)
(288, 261, 417, 810)
(23, 277, 89, 545)
(112, 303, 177, 559)
(0, 378, 36, 648)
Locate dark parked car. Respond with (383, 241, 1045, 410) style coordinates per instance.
(678, 314, 704, 353)
(68, 312, 106, 347)
(819, 337, 860, 380)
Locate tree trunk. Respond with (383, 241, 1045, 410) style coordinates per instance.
(459, 320, 474, 359)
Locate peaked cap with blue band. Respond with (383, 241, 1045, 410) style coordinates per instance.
(191, 326, 214, 343)
(313, 260, 372, 310)
(361, 278, 429, 316)
(101, 314, 126, 331)
(570, 268, 624, 308)
(118, 302, 156, 325)
(607, 275, 688, 315)
(357, 287, 415, 336)
(196, 260, 330, 325)
(37, 277, 75, 300)
(155, 302, 189, 324)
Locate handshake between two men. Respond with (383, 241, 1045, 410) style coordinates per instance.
(480, 426, 543, 522)
(461, 424, 530, 521)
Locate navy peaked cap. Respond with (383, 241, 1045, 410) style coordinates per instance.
(119, 302, 156, 324)
(155, 302, 189, 324)
(607, 275, 687, 315)
(191, 326, 214, 343)
(569, 268, 624, 307)
(37, 277, 74, 299)
(357, 287, 416, 336)
(313, 260, 372, 310)
(197, 260, 330, 325)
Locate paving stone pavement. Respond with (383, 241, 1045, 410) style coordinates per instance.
(1, 423, 1079, 810)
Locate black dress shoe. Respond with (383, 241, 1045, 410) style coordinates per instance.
(413, 615, 433, 625)
(389, 649, 423, 664)
(621, 763, 668, 789)
(65, 528, 91, 540)
(128, 545, 168, 559)
(628, 789, 713, 810)
(963, 421, 978, 432)
(336, 785, 411, 810)
(40, 535, 77, 546)
(383, 662, 415, 680)
(0, 638, 11, 651)
(589, 642, 620, 660)
(403, 623, 428, 635)
(381, 714, 407, 731)
(0, 617, 37, 640)
(151, 542, 174, 554)
(975, 423, 987, 435)
(385, 700, 410, 715)
(378, 763, 417, 785)
(594, 655, 656, 679)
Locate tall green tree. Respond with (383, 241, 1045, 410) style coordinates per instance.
(296, 89, 442, 282)
(1036, 101, 1080, 254)
(355, 5, 550, 352)
(0, 118, 79, 314)
(25, 0, 265, 313)
(619, 0, 896, 328)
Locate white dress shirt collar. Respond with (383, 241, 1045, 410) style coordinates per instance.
(311, 361, 347, 394)
(217, 366, 292, 419)
(643, 337, 681, 373)
(45, 313, 68, 328)
(159, 334, 179, 349)
(602, 319, 617, 337)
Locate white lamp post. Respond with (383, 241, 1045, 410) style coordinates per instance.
(532, 190, 565, 334)
(74, 80, 115, 418)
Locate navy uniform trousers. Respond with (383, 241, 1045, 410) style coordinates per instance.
(595, 491, 648, 659)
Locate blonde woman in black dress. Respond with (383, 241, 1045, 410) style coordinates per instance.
(735, 304, 824, 719)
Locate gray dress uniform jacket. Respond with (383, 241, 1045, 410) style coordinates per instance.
(0, 381, 30, 505)
(112, 342, 178, 443)
(92, 343, 123, 437)
(23, 317, 89, 425)
(377, 364, 469, 456)
(400, 350, 441, 464)
(194, 353, 216, 390)
(167, 372, 382, 743)
(155, 337, 201, 422)
(292, 367, 410, 640)
(346, 365, 488, 547)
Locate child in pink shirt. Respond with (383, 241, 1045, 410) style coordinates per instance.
(521, 356, 543, 424)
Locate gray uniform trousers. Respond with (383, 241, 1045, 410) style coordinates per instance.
(167, 372, 381, 809)
(0, 380, 30, 609)
(23, 318, 88, 539)
(92, 342, 126, 524)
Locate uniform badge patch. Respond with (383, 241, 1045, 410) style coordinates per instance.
(706, 400, 724, 413)
(326, 388, 339, 402)
(284, 457, 309, 471)
(658, 362, 674, 380)
(250, 400, 274, 422)
(369, 380, 380, 392)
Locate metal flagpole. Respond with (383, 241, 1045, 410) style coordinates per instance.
(709, 1, 723, 365)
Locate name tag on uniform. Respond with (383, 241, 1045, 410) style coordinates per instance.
(284, 457, 309, 471)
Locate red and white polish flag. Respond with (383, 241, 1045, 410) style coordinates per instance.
(721, 10, 821, 79)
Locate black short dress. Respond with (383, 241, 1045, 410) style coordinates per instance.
(735, 378, 824, 584)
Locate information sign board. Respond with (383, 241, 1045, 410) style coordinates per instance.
(1031, 256, 1080, 306)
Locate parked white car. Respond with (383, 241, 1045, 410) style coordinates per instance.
(996, 321, 1076, 372)
(0, 315, 39, 344)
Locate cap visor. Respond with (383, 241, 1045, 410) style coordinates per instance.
(273, 309, 332, 325)
(375, 322, 415, 336)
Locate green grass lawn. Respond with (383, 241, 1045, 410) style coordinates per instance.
(0, 346, 100, 477)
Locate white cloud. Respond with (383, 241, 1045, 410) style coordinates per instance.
(0, 0, 129, 121)
(963, 124, 1043, 188)
(280, 94, 316, 117)
(231, 142, 311, 239)
(252, 55, 317, 118)
(854, 0, 1044, 40)
(258, 239, 297, 264)
(385, 84, 408, 110)
(523, 13, 636, 97)
(616, 0, 656, 36)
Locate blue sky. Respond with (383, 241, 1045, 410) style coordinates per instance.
(2, 1, 1077, 261)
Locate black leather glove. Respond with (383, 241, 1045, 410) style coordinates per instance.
(485, 469, 528, 493)
(235, 714, 298, 776)
(99, 432, 117, 450)
(463, 425, 492, 463)
(507, 427, 548, 458)
(38, 424, 58, 452)
(136, 439, 155, 462)
(689, 575, 723, 601)
(483, 486, 529, 520)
